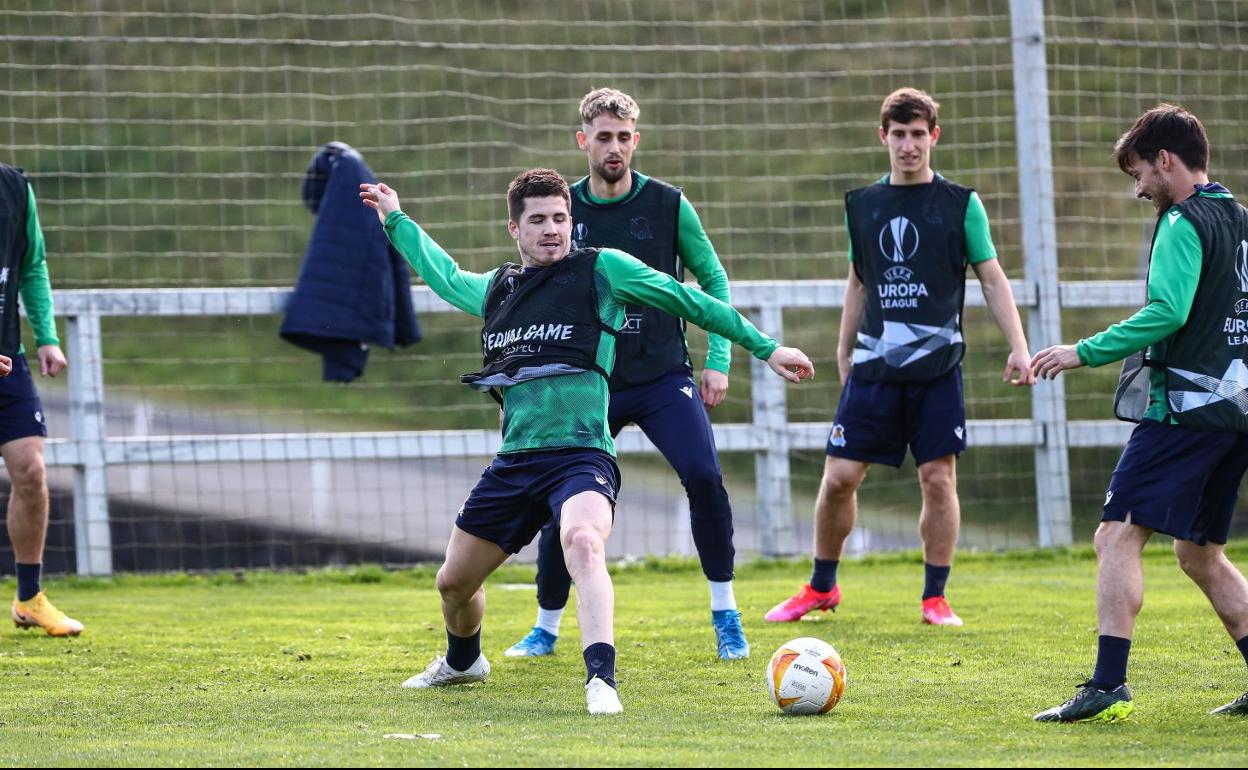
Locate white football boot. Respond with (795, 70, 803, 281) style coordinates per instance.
(585, 676, 623, 715)
(401, 654, 490, 689)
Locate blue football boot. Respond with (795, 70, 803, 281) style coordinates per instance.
(504, 626, 557, 657)
(711, 609, 750, 660)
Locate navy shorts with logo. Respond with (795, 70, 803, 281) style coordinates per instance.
(456, 447, 620, 554)
(1102, 419, 1248, 545)
(826, 365, 966, 468)
(0, 355, 47, 447)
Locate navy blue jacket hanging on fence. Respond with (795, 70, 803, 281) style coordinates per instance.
(280, 142, 421, 381)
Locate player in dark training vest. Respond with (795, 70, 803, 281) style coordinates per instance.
(1032, 106, 1248, 722)
(360, 170, 813, 715)
(764, 88, 1034, 627)
(0, 163, 75, 637)
(503, 88, 752, 662)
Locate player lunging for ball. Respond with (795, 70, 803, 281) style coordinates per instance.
(361, 169, 813, 715)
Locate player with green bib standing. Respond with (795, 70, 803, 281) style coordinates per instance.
(764, 88, 1033, 627)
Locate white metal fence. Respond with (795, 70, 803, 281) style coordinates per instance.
(50, 277, 1141, 576)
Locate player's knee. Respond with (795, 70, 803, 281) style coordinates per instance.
(562, 526, 605, 570)
(1174, 540, 1216, 581)
(918, 464, 955, 500)
(820, 469, 861, 499)
(8, 457, 45, 498)
(683, 469, 729, 512)
(435, 566, 476, 603)
(1093, 521, 1120, 558)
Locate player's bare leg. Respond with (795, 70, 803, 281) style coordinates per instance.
(765, 457, 867, 622)
(560, 491, 622, 714)
(917, 454, 962, 625)
(402, 527, 508, 689)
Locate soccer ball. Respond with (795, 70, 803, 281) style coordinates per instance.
(765, 637, 846, 715)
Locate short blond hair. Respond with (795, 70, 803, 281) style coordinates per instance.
(579, 88, 640, 126)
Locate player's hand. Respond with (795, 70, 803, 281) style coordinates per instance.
(1030, 344, 1081, 380)
(359, 181, 401, 223)
(700, 369, 729, 409)
(1004, 347, 1036, 386)
(38, 345, 66, 377)
(767, 347, 815, 384)
(836, 351, 851, 386)
(0, 354, 12, 377)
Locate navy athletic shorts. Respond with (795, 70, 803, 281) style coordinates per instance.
(455, 448, 620, 554)
(825, 365, 966, 468)
(0, 355, 47, 447)
(1102, 418, 1248, 545)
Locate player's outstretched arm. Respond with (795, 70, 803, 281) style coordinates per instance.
(359, 181, 402, 222)
(360, 181, 494, 318)
(1030, 345, 1082, 380)
(599, 248, 813, 383)
(766, 347, 815, 384)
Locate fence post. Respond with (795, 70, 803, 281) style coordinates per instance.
(66, 312, 113, 576)
(749, 303, 793, 556)
(1011, 0, 1073, 546)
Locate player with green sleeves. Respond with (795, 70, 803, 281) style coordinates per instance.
(359, 169, 813, 715)
(1032, 105, 1248, 722)
(0, 162, 74, 637)
(765, 88, 1034, 628)
(505, 87, 752, 662)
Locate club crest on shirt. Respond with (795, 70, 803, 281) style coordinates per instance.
(573, 222, 589, 250)
(629, 216, 653, 241)
(830, 423, 847, 447)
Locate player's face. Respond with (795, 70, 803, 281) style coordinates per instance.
(880, 118, 940, 177)
(508, 196, 573, 267)
(577, 114, 639, 185)
(1125, 153, 1173, 213)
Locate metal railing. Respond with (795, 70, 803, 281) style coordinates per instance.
(48, 278, 1141, 575)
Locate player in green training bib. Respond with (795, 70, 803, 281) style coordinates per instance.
(360, 169, 813, 715)
(1032, 106, 1248, 723)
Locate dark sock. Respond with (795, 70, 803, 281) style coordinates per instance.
(1089, 635, 1131, 690)
(922, 563, 951, 600)
(810, 558, 839, 593)
(583, 642, 617, 689)
(15, 562, 41, 602)
(1236, 634, 1248, 675)
(445, 628, 481, 672)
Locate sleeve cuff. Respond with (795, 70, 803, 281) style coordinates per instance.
(704, 359, 730, 375)
(383, 210, 407, 231)
(35, 337, 60, 349)
(1075, 340, 1092, 367)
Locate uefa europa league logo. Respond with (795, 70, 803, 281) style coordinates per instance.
(878, 217, 920, 263)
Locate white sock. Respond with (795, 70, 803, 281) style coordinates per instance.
(708, 580, 737, 612)
(535, 606, 564, 637)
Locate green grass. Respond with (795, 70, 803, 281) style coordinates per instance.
(2, 546, 1248, 766)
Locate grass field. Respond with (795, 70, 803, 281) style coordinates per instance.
(2, 545, 1247, 767)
